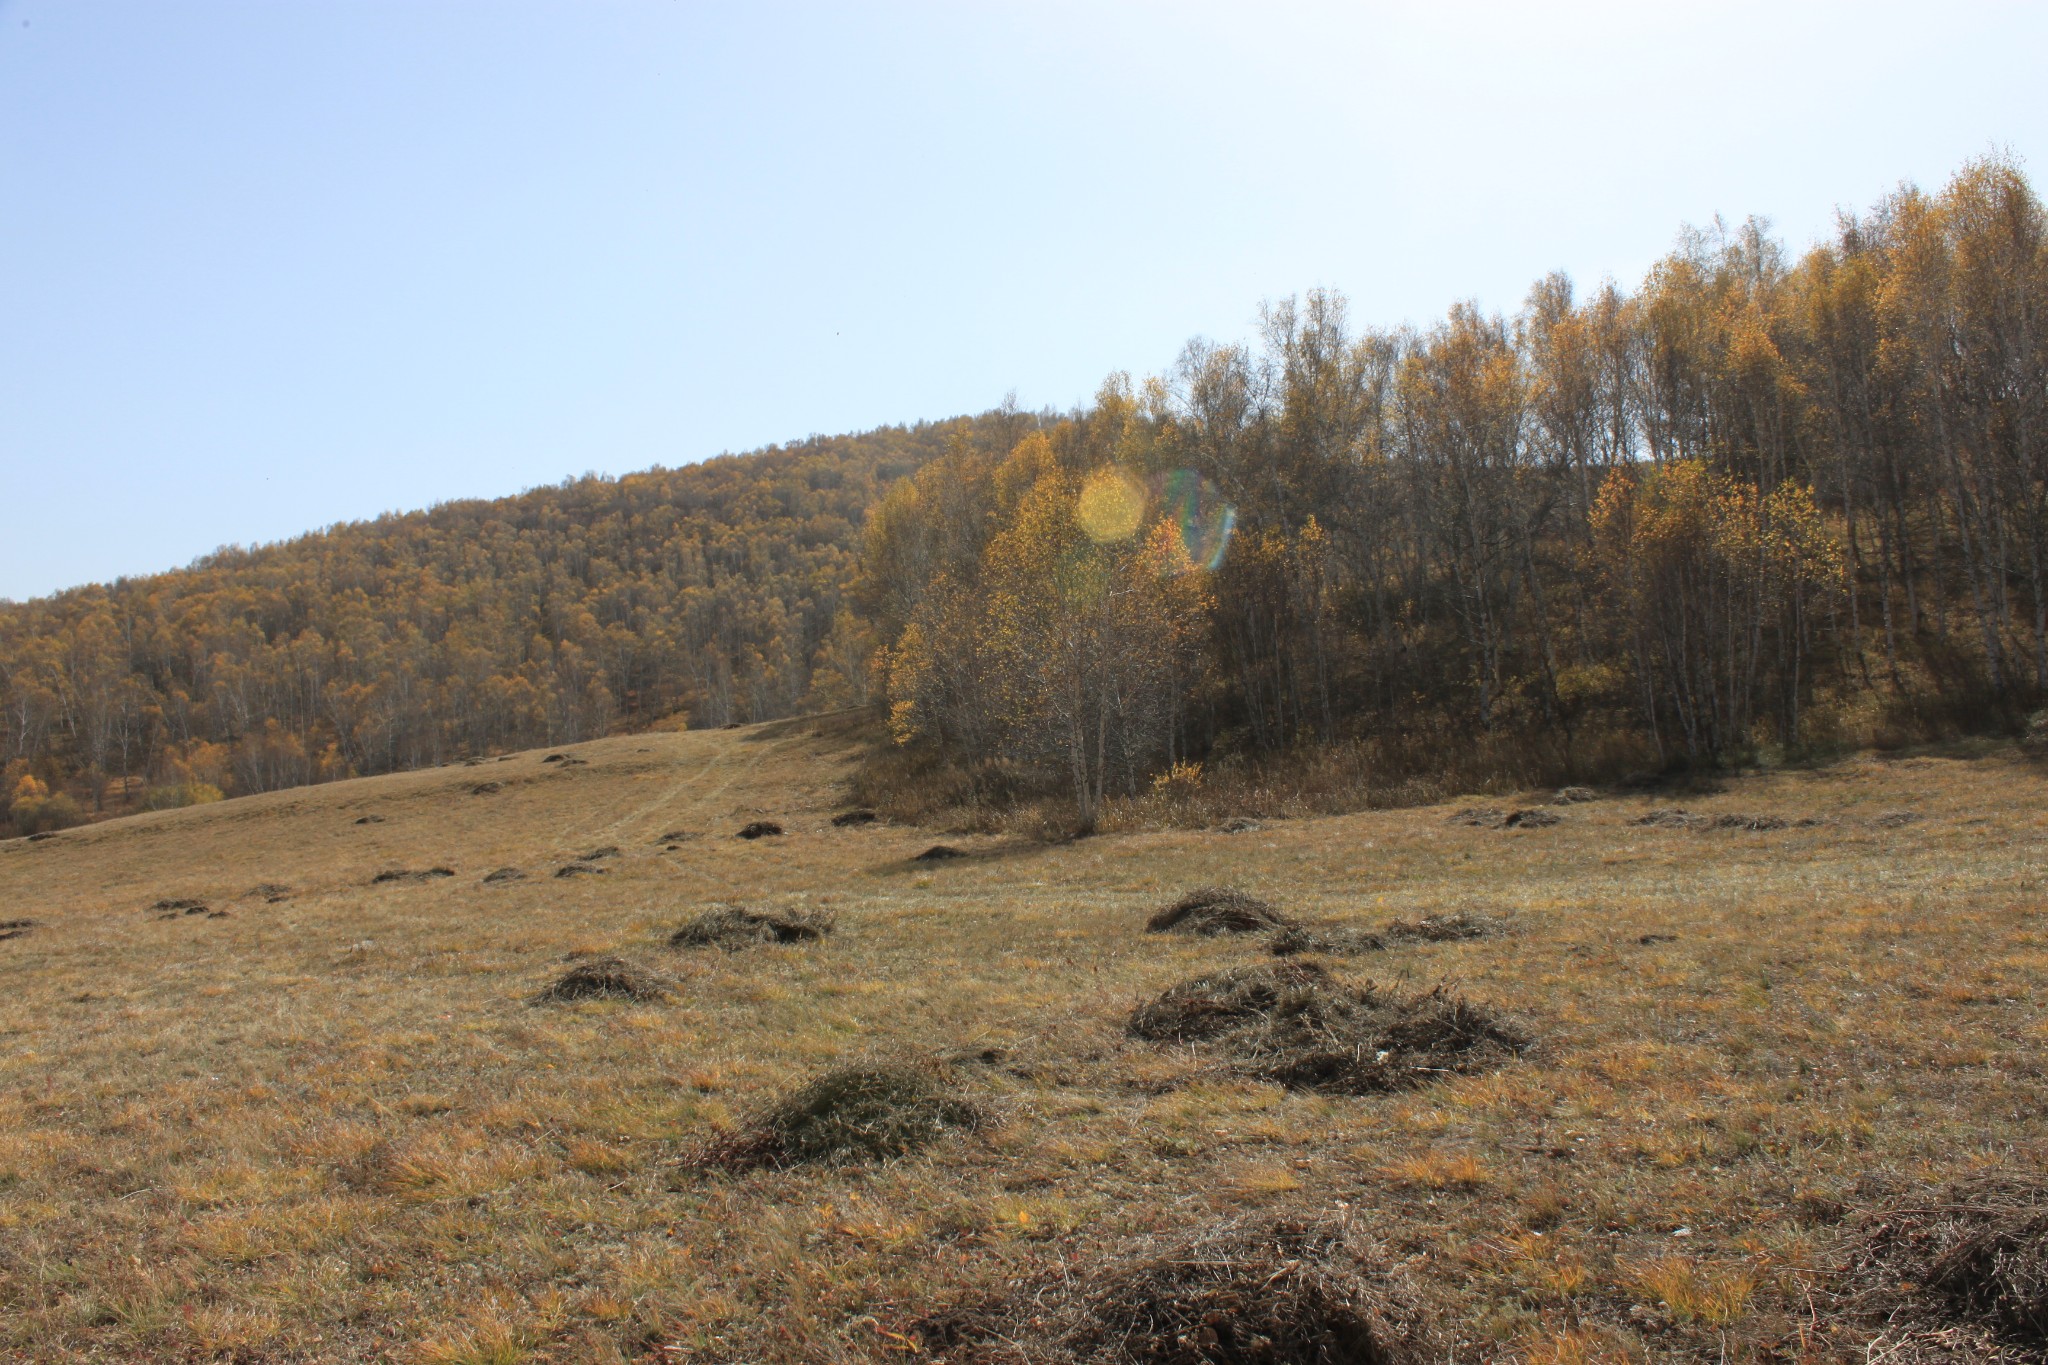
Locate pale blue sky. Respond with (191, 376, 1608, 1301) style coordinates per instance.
(2, 1, 2042, 601)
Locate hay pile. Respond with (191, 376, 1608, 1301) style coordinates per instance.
(692, 1061, 985, 1170)
(831, 810, 878, 827)
(1147, 887, 1294, 936)
(1381, 911, 1497, 943)
(1836, 1175, 2048, 1361)
(1631, 808, 1708, 829)
(1711, 812, 1788, 831)
(370, 868, 454, 884)
(577, 845, 620, 861)
(1131, 964, 1526, 1095)
(0, 919, 36, 942)
(1446, 806, 1504, 828)
(249, 883, 291, 903)
(917, 1211, 1442, 1365)
(555, 863, 608, 878)
(469, 781, 502, 796)
(736, 821, 784, 840)
(482, 867, 525, 884)
(536, 955, 675, 1004)
(669, 905, 834, 949)
(1554, 785, 1598, 804)
(152, 897, 209, 916)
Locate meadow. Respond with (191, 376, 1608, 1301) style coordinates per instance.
(1, 720, 2043, 1363)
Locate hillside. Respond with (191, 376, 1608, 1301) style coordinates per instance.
(3, 722, 2043, 1361)
(0, 412, 1029, 831)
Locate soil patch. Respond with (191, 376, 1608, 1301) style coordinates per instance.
(1269, 924, 1387, 957)
(370, 868, 455, 884)
(1834, 1174, 2048, 1361)
(1132, 965, 1527, 1094)
(691, 1061, 985, 1170)
(831, 810, 878, 827)
(669, 905, 834, 949)
(1382, 911, 1497, 943)
(1147, 887, 1294, 936)
(536, 955, 675, 1004)
(736, 821, 784, 840)
(916, 1210, 1443, 1365)
(482, 867, 525, 884)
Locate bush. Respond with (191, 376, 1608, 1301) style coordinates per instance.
(142, 782, 226, 811)
(10, 791, 85, 835)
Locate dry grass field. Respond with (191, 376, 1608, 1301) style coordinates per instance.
(2, 719, 2045, 1363)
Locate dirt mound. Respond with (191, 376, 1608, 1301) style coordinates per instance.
(669, 905, 834, 949)
(1712, 812, 1788, 831)
(1130, 962, 1334, 1042)
(915, 844, 968, 862)
(1835, 1174, 2048, 1361)
(692, 1061, 985, 1170)
(370, 868, 454, 884)
(1554, 785, 1598, 804)
(469, 781, 502, 796)
(1132, 966, 1526, 1094)
(917, 1211, 1442, 1365)
(536, 955, 675, 1004)
(482, 867, 525, 884)
(1382, 911, 1496, 943)
(1147, 887, 1294, 936)
(831, 810, 878, 827)
(736, 821, 784, 840)
(1502, 808, 1562, 828)
(1631, 808, 1708, 829)
(555, 863, 608, 878)
(1268, 924, 1387, 957)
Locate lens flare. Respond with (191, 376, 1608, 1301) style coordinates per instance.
(1155, 469, 1236, 571)
(1076, 466, 1146, 543)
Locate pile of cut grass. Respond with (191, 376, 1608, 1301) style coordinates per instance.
(668, 905, 834, 949)
(535, 955, 675, 1004)
(1146, 887, 1293, 936)
(693, 1061, 985, 1170)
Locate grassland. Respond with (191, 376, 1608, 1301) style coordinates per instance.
(1, 720, 2043, 1362)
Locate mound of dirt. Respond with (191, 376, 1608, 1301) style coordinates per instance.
(1631, 808, 1708, 829)
(736, 821, 784, 840)
(915, 844, 967, 862)
(353, 815, 384, 825)
(469, 781, 502, 796)
(555, 863, 608, 878)
(1146, 887, 1294, 936)
(831, 810, 878, 827)
(918, 1211, 1443, 1365)
(1712, 812, 1788, 831)
(1382, 911, 1497, 943)
(693, 1061, 985, 1170)
(1503, 808, 1563, 828)
(1130, 962, 1333, 1042)
(669, 905, 834, 949)
(1268, 924, 1387, 957)
(536, 955, 675, 1004)
(482, 867, 525, 884)
(1836, 1174, 2048, 1361)
(369, 868, 454, 884)
(1215, 816, 1265, 834)
(1132, 965, 1526, 1094)
(1554, 785, 1598, 804)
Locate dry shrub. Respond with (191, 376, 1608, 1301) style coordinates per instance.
(668, 905, 834, 949)
(916, 1210, 1443, 1364)
(736, 821, 784, 840)
(1381, 911, 1496, 943)
(1268, 925, 1387, 957)
(692, 1061, 984, 1170)
(535, 956, 675, 1004)
(1835, 1174, 2048, 1361)
(1148, 887, 1294, 936)
(1131, 966, 1527, 1095)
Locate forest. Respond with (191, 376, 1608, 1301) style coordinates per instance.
(4, 156, 2043, 835)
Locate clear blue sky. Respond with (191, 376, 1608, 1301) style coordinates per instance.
(2, 1, 2042, 602)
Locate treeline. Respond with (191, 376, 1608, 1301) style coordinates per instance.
(866, 158, 2046, 822)
(0, 420, 989, 828)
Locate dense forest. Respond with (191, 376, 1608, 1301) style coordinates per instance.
(0, 420, 1000, 831)
(5, 157, 2042, 836)
(865, 158, 2045, 825)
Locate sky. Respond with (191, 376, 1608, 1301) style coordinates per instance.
(2, 1, 2043, 602)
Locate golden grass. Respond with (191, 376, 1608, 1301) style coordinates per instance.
(2, 725, 2045, 1361)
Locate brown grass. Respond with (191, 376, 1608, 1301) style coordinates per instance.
(2, 725, 2046, 1361)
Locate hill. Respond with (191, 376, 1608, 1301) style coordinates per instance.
(0, 413, 1028, 831)
(2, 720, 2043, 1361)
